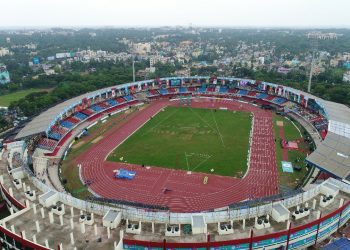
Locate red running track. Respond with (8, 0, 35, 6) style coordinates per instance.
(77, 98, 279, 212)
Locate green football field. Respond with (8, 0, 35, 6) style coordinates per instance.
(0, 88, 48, 107)
(108, 106, 252, 176)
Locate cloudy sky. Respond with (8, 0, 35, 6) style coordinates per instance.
(2, 0, 350, 28)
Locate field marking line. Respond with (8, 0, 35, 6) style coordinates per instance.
(188, 107, 216, 133)
(184, 152, 190, 171)
(142, 107, 179, 136)
(104, 103, 166, 161)
(191, 155, 212, 172)
(211, 109, 225, 147)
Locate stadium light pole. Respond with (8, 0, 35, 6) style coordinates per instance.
(307, 50, 315, 93)
(307, 33, 319, 93)
(132, 56, 136, 83)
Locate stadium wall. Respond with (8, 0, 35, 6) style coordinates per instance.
(123, 201, 350, 249)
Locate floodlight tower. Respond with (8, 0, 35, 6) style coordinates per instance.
(132, 55, 136, 82)
(307, 33, 319, 93)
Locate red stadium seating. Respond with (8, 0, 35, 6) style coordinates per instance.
(65, 116, 80, 124)
(38, 138, 57, 151)
(265, 95, 276, 100)
(116, 97, 126, 103)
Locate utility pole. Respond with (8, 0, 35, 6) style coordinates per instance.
(307, 34, 318, 93)
(132, 56, 135, 82)
(308, 49, 316, 93)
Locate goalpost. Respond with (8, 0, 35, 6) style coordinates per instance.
(180, 95, 191, 106)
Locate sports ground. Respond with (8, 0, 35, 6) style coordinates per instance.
(73, 98, 281, 212)
(108, 106, 251, 177)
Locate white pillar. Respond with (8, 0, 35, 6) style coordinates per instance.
(107, 226, 111, 239)
(35, 220, 40, 233)
(33, 234, 37, 244)
(120, 229, 124, 239)
(70, 218, 74, 230)
(59, 215, 64, 226)
(70, 232, 75, 245)
(45, 239, 49, 248)
(11, 225, 15, 233)
(22, 230, 26, 239)
(33, 203, 37, 214)
(114, 241, 117, 250)
(152, 222, 155, 233)
(25, 199, 30, 207)
(339, 198, 344, 208)
(313, 199, 317, 210)
(242, 219, 246, 230)
(0, 175, 4, 184)
(22, 182, 26, 191)
(81, 222, 86, 234)
(286, 220, 290, 230)
(94, 224, 98, 236)
(70, 207, 74, 217)
(49, 211, 54, 224)
(41, 207, 45, 218)
(61, 204, 65, 214)
(9, 187, 13, 197)
(9, 207, 14, 215)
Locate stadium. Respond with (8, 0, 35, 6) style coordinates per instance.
(1, 76, 350, 249)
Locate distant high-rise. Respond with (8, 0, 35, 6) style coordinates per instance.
(0, 64, 10, 84)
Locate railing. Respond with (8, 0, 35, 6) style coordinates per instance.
(26, 165, 328, 223)
(123, 200, 350, 249)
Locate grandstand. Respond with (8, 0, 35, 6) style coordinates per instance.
(1, 76, 350, 249)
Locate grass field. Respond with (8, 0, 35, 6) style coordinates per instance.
(0, 88, 48, 107)
(272, 114, 310, 190)
(108, 106, 252, 177)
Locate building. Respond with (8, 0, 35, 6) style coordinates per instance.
(150, 55, 168, 67)
(133, 43, 151, 55)
(0, 64, 10, 84)
(192, 48, 203, 58)
(343, 71, 350, 83)
(0, 47, 11, 57)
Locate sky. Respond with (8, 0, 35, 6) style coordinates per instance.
(1, 0, 350, 28)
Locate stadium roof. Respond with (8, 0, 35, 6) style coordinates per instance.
(306, 132, 350, 178)
(15, 86, 117, 139)
(15, 94, 86, 139)
(322, 100, 350, 124)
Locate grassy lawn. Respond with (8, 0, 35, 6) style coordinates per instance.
(108, 106, 252, 177)
(273, 114, 309, 190)
(0, 88, 48, 107)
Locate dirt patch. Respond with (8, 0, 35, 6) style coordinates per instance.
(72, 141, 85, 149)
(125, 109, 133, 115)
(91, 136, 103, 144)
(276, 121, 284, 127)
